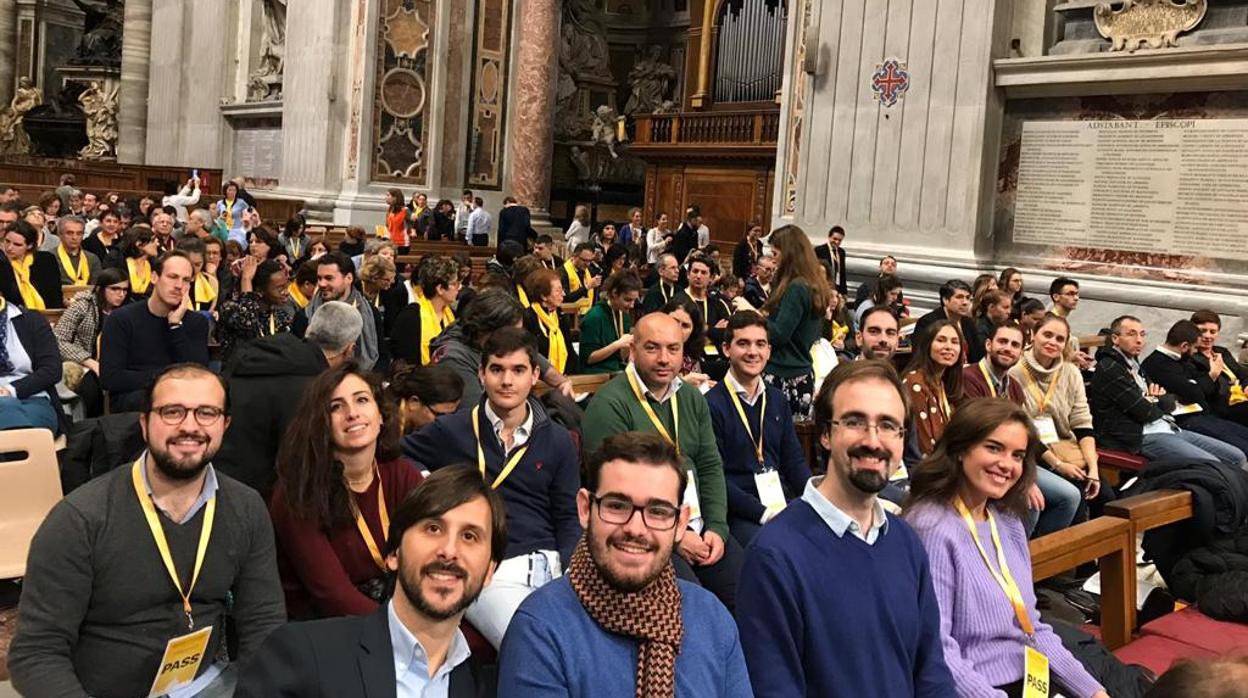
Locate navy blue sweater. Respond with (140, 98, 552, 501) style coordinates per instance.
(705, 379, 811, 523)
(401, 397, 582, 564)
(737, 500, 954, 697)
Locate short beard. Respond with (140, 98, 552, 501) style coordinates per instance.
(587, 521, 668, 593)
(400, 560, 483, 622)
(863, 343, 894, 360)
(149, 437, 214, 481)
(845, 445, 892, 494)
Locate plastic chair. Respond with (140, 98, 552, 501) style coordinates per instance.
(0, 429, 63, 579)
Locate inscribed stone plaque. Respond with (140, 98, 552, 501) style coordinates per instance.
(234, 127, 283, 180)
(1013, 119, 1248, 260)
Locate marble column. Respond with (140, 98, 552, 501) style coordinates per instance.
(0, 0, 15, 107)
(117, 0, 152, 164)
(281, 0, 340, 193)
(506, 0, 559, 220)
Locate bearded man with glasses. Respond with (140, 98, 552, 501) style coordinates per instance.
(735, 360, 955, 698)
(498, 432, 752, 698)
(10, 364, 285, 698)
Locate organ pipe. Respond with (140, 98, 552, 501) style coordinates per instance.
(713, 0, 788, 103)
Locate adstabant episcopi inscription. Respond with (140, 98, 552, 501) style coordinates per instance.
(1012, 119, 1248, 260)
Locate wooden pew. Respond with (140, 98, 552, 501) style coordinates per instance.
(38, 309, 64, 327)
(1029, 515, 1136, 649)
(62, 285, 91, 306)
(1105, 490, 1193, 542)
(534, 372, 614, 397)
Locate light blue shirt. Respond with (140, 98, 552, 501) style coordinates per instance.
(625, 362, 684, 404)
(389, 600, 472, 698)
(139, 455, 220, 524)
(801, 476, 889, 545)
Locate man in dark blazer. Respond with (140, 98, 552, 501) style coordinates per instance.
(815, 225, 847, 296)
(497, 196, 534, 252)
(236, 466, 506, 698)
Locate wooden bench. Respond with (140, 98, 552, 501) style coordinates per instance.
(1104, 490, 1194, 545)
(61, 285, 90, 306)
(38, 309, 64, 327)
(1029, 515, 1136, 649)
(534, 372, 614, 397)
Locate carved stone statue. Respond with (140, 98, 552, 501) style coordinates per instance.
(78, 80, 119, 159)
(68, 0, 124, 66)
(0, 78, 43, 155)
(560, 0, 614, 84)
(624, 45, 676, 115)
(247, 0, 288, 101)
(591, 105, 621, 159)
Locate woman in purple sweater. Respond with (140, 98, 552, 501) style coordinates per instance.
(905, 398, 1108, 698)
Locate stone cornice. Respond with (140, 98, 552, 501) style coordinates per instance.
(993, 44, 1248, 98)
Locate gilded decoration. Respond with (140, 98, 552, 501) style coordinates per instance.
(466, 0, 511, 189)
(1094, 0, 1207, 52)
(372, 0, 436, 183)
(782, 0, 811, 216)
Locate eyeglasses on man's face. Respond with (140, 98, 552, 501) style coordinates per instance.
(590, 493, 679, 531)
(151, 404, 226, 427)
(829, 416, 905, 439)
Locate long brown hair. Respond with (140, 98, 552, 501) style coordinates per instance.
(904, 397, 1040, 520)
(903, 319, 964, 412)
(763, 225, 832, 317)
(276, 361, 402, 529)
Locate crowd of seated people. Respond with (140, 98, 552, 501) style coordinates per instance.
(1, 190, 1241, 696)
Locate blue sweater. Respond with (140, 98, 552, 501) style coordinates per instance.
(401, 397, 582, 564)
(736, 500, 955, 698)
(705, 380, 811, 523)
(497, 576, 752, 698)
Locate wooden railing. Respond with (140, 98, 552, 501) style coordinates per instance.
(635, 110, 780, 147)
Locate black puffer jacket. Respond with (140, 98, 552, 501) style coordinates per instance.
(1139, 458, 1248, 619)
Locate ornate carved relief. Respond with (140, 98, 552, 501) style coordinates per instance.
(248, 0, 287, 102)
(1094, 0, 1207, 52)
(372, 0, 436, 184)
(781, 0, 811, 216)
(466, 0, 511, 189)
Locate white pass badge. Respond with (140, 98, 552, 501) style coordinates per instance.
(890, 462, 909, 482)
(148, 626, 212, 698)
(1023, 646, 1050, 698)
(754, 469, 787, 515)
(682, 476, 702, 520)
(1171, 402, 1203, 416)
(1032, 416, 1061, 445)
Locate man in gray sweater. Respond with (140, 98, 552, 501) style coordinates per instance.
(9, 364, 285, 698)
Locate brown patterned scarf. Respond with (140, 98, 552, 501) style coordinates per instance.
(567, 536, 684, 698)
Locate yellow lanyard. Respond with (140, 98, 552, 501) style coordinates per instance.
(130, 459, 216, 629)
(613, 309, 626, 339)
(288, 281, 308, 309)
(954, 497, 1035, 639)
(347, 466, 389, 571)
(660, 281, 674, 302)
(266, 313, 277, 336)
(725, 372, 766, 466)
(626, 368, 680, 457)
(57, 245, 89, 284)
(1020, 361, 1059, 413)
(289, 237, 302, 259)
(979, 359, 999, 398)
(470, 406, 530, 489)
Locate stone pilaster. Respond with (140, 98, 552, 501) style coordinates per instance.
(117, 0, 152, 164)
(144, 0, 184, 164)
(506, 0, 559, 217)
(0, 0, 15, 107)
(179, 0, 228, 168)
(281, 0, 340, 192)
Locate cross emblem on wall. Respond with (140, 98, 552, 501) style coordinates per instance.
(871, 59, 910, 108)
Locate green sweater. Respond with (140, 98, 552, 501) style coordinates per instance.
(583, 372, 729, 539)
(578, 302, 631, 374)
(765, 280, 820, 378)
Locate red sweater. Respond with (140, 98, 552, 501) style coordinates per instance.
(270, 458, 424, 618)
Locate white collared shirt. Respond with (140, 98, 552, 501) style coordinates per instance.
(626, 362, 683, 404)
(725, 369, 764, 408)
(484, 400, 533, 451)
(800, 477, 889, 545)
(389, 600, 471, 698)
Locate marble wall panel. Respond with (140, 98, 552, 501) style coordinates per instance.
(465, 0, 510, 189)
(371, 0, 437, 184)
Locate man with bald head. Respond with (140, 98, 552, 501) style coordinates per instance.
(583, 312, 743, 610)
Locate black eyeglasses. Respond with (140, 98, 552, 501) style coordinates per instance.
(151, 405, 225, 427)
(590, 494, 680, 531)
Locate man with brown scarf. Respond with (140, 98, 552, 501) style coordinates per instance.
(496, 433, 751, 697)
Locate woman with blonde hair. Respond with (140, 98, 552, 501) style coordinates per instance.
(761, 225, 833, 418)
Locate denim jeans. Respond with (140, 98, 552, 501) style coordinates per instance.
(1141, 429, 1248, 469)
(1026, 467, 1082, 537)
(1179, 413, 1248, 461)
